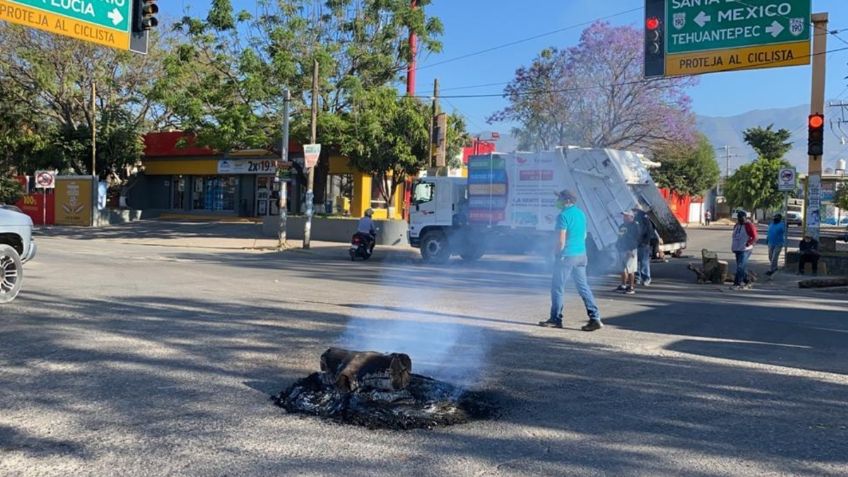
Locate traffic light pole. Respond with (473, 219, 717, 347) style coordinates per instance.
(805, 12, 828, 240)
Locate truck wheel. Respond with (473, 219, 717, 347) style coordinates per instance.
(0, 244, 23, 304)
(421, 231, 450, 264)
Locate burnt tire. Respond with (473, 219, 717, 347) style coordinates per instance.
(0, 244, 23, 304)
(420, 231, 450, 264)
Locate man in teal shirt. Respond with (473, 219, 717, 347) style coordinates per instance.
(766, 213, 786, 276)
(539, 189, 603, 332)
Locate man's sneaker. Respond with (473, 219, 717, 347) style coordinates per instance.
(614, 284, 627, 292)
(538, 319, 563, 329)
(624, 286, 636, 295)
(728, 284, 741, 291)
(741, 283, 753, 290)
(581, 320, 603, 332)
(642, 279, 652, 287)
(765, 270, 774, 276)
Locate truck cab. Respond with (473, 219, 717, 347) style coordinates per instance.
(409, 176, 468, 263)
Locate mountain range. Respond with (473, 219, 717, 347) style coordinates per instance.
(697, 102, 847, 174)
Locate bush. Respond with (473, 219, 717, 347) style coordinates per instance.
(0, 175, 23, 205)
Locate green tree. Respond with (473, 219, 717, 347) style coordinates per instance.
(742, 125, 792, 160)
(0, 25, 167, 177)
(652, 134, 721, 196)
(0, 176, 23, 205)
(339, 87, 464, 207)
(834, 183, 848, 213)
(160, 0, 444, 152)
(724, 125, 795, 212)
(724, 158, 790, 212)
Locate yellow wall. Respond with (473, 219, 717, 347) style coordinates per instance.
(144, 159, 219, 175)
(351, 172, 371, 218)
(350, 172, 404, 220)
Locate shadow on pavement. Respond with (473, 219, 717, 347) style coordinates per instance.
(1, 288, 847, 475)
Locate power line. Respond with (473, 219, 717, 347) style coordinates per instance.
(425, 24, 848, 97)
(410, 45, 848, 100)
(414, 6, 643, 74)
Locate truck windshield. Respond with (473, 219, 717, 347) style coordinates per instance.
(412, 182, 434, 204)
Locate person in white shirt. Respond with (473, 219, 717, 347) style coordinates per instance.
(356, 208, 377, 252)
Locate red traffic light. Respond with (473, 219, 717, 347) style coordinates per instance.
(646, 17, 660, 31)
(808, 114, 824, 129)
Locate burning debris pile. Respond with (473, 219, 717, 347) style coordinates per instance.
(273, 348, 497, 430)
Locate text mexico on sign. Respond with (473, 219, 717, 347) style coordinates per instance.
(0, 0, 134, 51)
(648, 0, 811, 77)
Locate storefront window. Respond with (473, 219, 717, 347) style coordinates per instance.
(172, 175, 186, 209)
(326, 174, 353, 215)
(192, 176, 237, 211)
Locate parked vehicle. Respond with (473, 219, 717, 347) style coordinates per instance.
(408, 147, 687, 267)
(349, 232, 375, 261)
(0, 207, 37, 303)
(785, 211, 803, 226)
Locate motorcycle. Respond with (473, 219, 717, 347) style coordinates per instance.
(349, 232, 375, 260)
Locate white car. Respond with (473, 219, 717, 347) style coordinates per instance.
(785, 211, 803, 226)
(0, 207, 37, 303)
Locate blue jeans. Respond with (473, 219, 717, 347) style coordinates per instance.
(734, 250, 752, 285)
(637, 244, 652, 283)
(550, 255, 601, 324)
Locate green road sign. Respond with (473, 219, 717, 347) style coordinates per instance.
(11, 0, 132, 31)
(0, 0, 149, 53)
(645, 0, 812, 77)
(666, 0, 811, 54)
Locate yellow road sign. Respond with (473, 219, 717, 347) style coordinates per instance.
(665, 41, 810, 76)
(0, 0, 130, 50)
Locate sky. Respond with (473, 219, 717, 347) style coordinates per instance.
(182, 0, 848, 134)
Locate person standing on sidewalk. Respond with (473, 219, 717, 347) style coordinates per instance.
(634, 208, 656, 286)
(730, 210, 758, 290)
(615, 210, 641, 295)
(539, 189, 603, 332)
(766, 213, 785, 276)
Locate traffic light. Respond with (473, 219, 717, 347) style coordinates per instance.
(808, 113, 825, 156)
(132, 0, 159, 33)
(644, 0, 665, 78)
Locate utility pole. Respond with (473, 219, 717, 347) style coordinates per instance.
(429, 78, 439, 174)
(805, 12, 828, 240)
(278, 88, 291, 249)
(91, 81, 96, 177)
(716, 145, 740, 196)
(304, 59, 319, 249)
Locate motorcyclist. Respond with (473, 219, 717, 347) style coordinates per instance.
(356, 208, 377, 253)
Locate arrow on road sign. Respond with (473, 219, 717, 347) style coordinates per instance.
(765, 21, 784, 38)
(107, 8, 124, 26)
(694, 11, 711, 28)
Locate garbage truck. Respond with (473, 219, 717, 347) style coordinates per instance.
(407, 147, 687, 266)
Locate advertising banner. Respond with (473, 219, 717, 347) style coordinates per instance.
(55, 177, 94, 226)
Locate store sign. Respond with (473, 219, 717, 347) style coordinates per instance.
(55, 177, 93, 226)
(777, 167, 796, 192)
(304, 144, 321, 169)
(218, 159, 276, 175)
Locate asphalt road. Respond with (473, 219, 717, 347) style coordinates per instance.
(1, 223, 846, 476)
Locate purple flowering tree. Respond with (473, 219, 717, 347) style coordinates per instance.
(489, 21, 698, 151)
